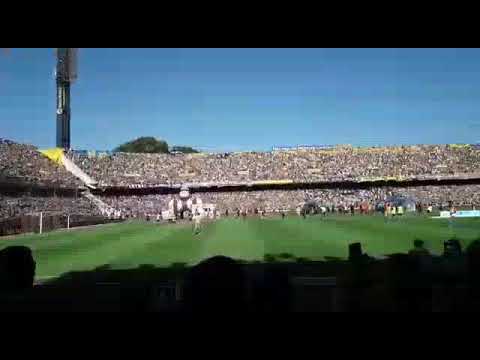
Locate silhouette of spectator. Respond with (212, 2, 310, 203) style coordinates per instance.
(349, 243, 362, 262)
(408, 240, 430, 257)
(466, 240, 480, 309)
(467, 240, 480, 283)
(338, 243, 374, 311)
(444, 239, 462, 258)
(386, 254, 431, 312)
(253, 264, 292, 312)
(348, 243, 371, 265)
(182, 256, 247, 312)
(0, 246, 36, 293)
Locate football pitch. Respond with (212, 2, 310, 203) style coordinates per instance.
(2, 214, 480, 280)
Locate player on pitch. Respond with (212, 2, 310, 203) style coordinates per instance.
(193, 209, 202, 235)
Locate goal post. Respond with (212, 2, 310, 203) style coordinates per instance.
(37, 211, 72, 234)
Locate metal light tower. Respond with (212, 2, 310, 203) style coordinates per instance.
(56, 48, 78, 149)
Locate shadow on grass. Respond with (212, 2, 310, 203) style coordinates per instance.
(47, 262, 189, 287)
(324, 256, 342, 262)
(3, 236, 476, 312)
(264, 254, 276, 262)
(264, 253, 313, 263)
(8, 259, 332, 311)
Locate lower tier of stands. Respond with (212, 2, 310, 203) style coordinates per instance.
(99, 184, 480, 217)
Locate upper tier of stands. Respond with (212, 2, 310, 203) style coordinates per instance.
(3, 139, 480, 190)
(0, 139, 81, 188)
(69, 144, 480, 187)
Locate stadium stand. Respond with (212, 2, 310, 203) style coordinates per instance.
(98, 185, 480, 218)
(4, 139, 480, 232)
(68, 144, 480, 187)
(2, 137, 480, 311)
(0, 140, 113, 234)
(0, 195, 101, 220)
(0, 139, 81, 188)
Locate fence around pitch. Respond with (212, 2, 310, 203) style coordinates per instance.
(0, 214, 112, 237)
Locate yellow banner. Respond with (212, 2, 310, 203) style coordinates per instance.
(39, 148, 64, 165)
(449, 144, 470, 149)
(359, 176, 407, 182)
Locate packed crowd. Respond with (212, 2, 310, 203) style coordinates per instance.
(0, 195, 101, 220)
(0, 139, 80, 188)
(5, 184, 477, 222)
(69, 145, 480, 187)
(98, 185, 480, 218)
(4, 139, 480, 221)
(201, 185, 480, 212)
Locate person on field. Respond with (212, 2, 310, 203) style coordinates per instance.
(300, 208, 305, 219)
(397, 205, 404, 216)
(281, 212, 286, 220)
(193, 210, 202, 235)
(450, 205, 457, 217)
(350, 204, 355, 216)
(391, 205, 396, 217)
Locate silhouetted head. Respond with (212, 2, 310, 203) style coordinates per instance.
(444, 239, 462, 257)
(0, 246, 36, 292)
(409, 239, 430, 257)
(183, 256, 247, 312)
(348, 243, 363, 262)
(414, 240, 424, 249)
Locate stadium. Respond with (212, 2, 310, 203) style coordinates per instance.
(2, 49, 480, 311)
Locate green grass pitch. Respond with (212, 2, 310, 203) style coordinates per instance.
(2, 214, 480, 280)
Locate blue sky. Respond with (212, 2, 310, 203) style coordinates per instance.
(1, 48, 480, 152)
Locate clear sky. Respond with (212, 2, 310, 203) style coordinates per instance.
(1, 48, 480, 152)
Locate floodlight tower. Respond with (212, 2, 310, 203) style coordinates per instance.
(56, 48, 78, 149)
